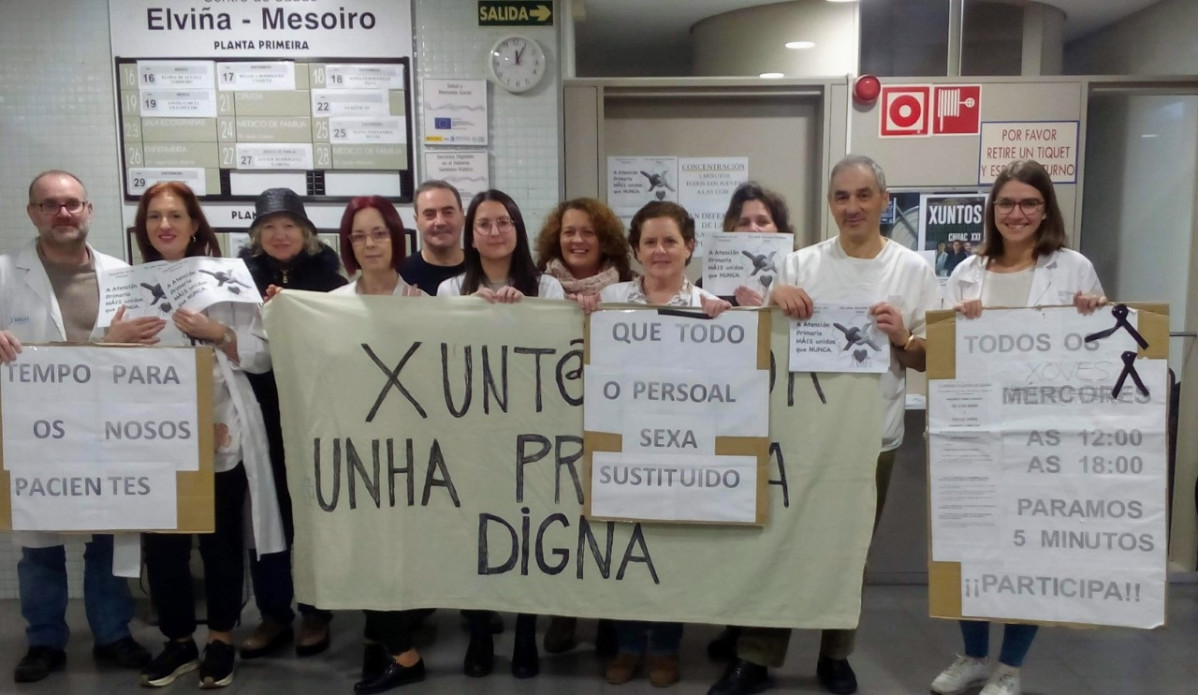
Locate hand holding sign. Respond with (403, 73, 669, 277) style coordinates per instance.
(104, 306, 166, 345)
(770, 284, 814, 319)
(0, 331, 22, 363)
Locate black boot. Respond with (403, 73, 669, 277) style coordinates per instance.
(708, 658, 772, 695)
(511, 613, 539, 679)
(463, 615, 494, 678)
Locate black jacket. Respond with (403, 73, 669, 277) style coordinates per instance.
(239, 245, 347, 294)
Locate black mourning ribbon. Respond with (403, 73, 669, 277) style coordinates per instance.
(1112, 350, 1150, 399)
(656, 307, 713, 320)
(1083, 304, 1148, 349)
(1082, 304, 1150, 398)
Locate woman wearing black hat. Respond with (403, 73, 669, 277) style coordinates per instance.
(238, 188, 346, 662)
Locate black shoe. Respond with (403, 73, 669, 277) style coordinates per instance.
(595, 619, 617, 657)
(511, 615, 539, 679)
(14, 646, 66, 683)
(816, 657, 857, 694)
(362, 643, 388, 681)
(463, 630, 493, 678)
(707, 626, 742, 661)
(141, 640, 200, 688)
(354, 659, 425, 694)
(94, 636, 152, 669)
(198, 641, 236, 689)
(708, 659, 772, 695)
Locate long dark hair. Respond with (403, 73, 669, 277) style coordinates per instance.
(721, 181, 794, 234)
(460, 189, 541, 296)
(980, 159, 1067, 260)
(134, 181, 221, 261)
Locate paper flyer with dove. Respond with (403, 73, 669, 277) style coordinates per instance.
(98, 257, 261, 328)
(704, 232, 794, 297)
(788, 304, 889, 374)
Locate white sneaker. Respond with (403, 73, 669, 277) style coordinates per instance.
(931, 655, 992, 694)
(979, 664, 1021, 695)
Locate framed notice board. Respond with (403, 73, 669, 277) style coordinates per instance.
(115, 57, 414, 203)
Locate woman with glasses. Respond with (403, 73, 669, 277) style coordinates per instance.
(438, 189, 565, 301)
(598, 201, 731, 688)
(331, 197, 425, 694)
(238, 188, 345, 663)
(932, 159, 1105, 695)
(437, 189, 561, 679)
(132, 182, 284, 690)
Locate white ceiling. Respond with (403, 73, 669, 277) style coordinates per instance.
(573, 0, 1164, 76)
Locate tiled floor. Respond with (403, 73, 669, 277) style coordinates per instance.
(0, 583, 1194, 694)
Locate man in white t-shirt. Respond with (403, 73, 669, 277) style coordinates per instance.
(709, 156, 939, 695)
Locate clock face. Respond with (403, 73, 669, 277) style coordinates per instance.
(488, 36, 546, 94)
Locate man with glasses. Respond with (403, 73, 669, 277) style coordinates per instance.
(401, 180, 466, 295)
(709, 156, 940, 695)
(0, 170, 163, 683)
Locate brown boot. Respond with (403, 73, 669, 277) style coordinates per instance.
(542, 617, 578, 654)
(296, 614, 331, 657)
(647, 653, 680, 687)
(239, 619, 293, 659)
(605, 653, 641, 685)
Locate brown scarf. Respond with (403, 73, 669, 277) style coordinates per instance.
(543, 257, 621, 296)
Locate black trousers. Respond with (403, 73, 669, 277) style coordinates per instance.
(363, 610, 421, 655)
(145, 465, 247, 638)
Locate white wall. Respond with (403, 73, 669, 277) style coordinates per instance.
(0, 0, 561, 598)
(1064, 0, 1198, 75)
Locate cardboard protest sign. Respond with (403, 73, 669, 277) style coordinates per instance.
(927, 305, 1170, 629)
(584, 308, 770, 525)
(0, 345, 214, 533)
(264, 292, 882, 627)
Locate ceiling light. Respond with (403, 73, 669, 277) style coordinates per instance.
(759, 72, 784, 79)
(785, 41, 815, 50)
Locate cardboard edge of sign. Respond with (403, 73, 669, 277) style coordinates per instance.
(925, 303, 1169, 629)
(580, 307, 773, 527)
(0, 343, 215, 535)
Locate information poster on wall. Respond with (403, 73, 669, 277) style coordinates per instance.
(927, 306, 1169, 629)
(423, 151, 489, 204)
(918, 193, 986, 279)
(0, 345, 214, 532)
(423, 79, 488, 146)
(584, 309, 770, 524)
(978, 121, 1079, 184)
(607, 156, 749, 257)
(677, 157, 750, 256)
(109, 0, 415, 233)
(703, 232, 793, 298)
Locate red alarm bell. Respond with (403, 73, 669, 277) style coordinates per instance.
(854, 74, 881, 104)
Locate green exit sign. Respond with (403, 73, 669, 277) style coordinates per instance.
(478, 1, 553, 26)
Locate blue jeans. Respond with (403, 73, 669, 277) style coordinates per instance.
(615, 620, 683, 656)
(960, 621, 1039, 667)
(18, 535, 134, 649)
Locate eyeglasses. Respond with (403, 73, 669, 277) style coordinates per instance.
(475, 218, 515, 234)
(35, 199, 88, 215)
(994, 198, 1045, 214)
(349, 230, 390, 245)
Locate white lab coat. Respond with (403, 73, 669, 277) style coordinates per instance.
(943, 248, 1103, 308)
(0, 239, 127, 549)
(203, 302, 286, 557)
